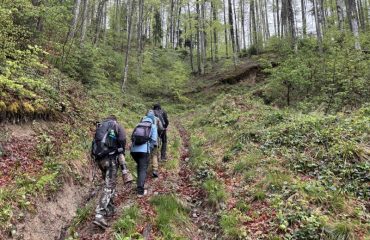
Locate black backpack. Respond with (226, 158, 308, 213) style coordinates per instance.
(131, 121, 152, 145)
(154, 109, 165, 127)
(91, 120, 118, 160)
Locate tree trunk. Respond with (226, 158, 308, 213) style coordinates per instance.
(68, 0, 82, 41)
(357, 0, 366, 30)
(93, 0, 108, 45)
(301, 0, 307, 36)
(196, 1, 202, 74)
(313, 0, 323, 53)
(276, 0, 280, 37)
(223, 0, 229, 58)
(240, 0, 246, 50)
(201, 1, 206, 74)
(233, 0, 240, 53)
(346, 0, 361, 49)
(228, 0, 237, 66)
(212, 0, 218, 61)
(250, 0, 258, 46)
(122, 0, 136, 91)
(336, 0, 345, 31)
(137, 0, 145, 77)
(264, 0, 270, 39)
(187, 3, 194, 72)
(80, 0, 89, 46)
(177, 3, 182, 48)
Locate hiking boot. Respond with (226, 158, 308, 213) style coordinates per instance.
(122, 172, 133, 184)
(152, 171, 159, 178)
(161, 156, 167, 161)
(137, 190, 148, 198)
(93, 214, 109, 229)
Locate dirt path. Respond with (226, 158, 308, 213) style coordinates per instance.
(175, 122, 220, 240)
(73, 123, 220, 239)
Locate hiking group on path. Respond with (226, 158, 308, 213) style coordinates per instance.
(91, 103, 169, 229)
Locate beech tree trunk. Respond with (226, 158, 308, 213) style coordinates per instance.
(228, 0, 237, 66)
(223, 0, 229, 57)
(313, 0, 323, 53)
(68, 0, 81, 41)
(346, 0, 361, 49)
(80, 0, 89, 46)
(301, 0, 307, 36)
(122, 0, 136, 91)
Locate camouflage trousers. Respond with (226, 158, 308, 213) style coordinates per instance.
(95, 155, 121, 217)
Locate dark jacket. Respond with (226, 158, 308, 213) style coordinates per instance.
(162, 110, 169, 128)
(153, 106, 169, 128)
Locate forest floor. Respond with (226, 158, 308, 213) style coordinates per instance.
(1, 59, 368, 240)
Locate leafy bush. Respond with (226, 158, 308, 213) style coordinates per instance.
(134, 49, 189, 99)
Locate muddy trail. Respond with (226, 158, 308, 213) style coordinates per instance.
(65, 122, 220, 240)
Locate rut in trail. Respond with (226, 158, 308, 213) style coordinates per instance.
(73, 123, 221, 239)
(175, 122, 221, 240)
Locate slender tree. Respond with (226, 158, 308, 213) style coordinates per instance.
(301, 0, 307, 36)
(223, 0, 229, 57)
(122, 0, 136, 91)
(346, 0, 361, 49)
(313, 0, 323, 53)
(68, 0, 82, 41)
(228, 0, 237, 66)
(80, 0, 89, 46)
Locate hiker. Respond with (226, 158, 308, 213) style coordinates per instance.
(147, 109, 164, 178)
(131, 111, 158, 197)
(153, 103, 169, 160)
(91, 115, 133, 228)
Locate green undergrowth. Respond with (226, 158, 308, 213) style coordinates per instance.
(184, 91, 369, 239)
(0, 70, 147, 234)
(113, 204, 143, 240)
(220, 209, 248, 239)
(150, 194, 189, 239)
(164, 128, 181, 170)
(68, 202, 94, 238)
(202, 178, 228, 208)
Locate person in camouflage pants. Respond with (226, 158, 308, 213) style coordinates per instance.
(93, 116, 133, 228)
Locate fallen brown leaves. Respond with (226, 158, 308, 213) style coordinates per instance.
(0, 136, 42, 186)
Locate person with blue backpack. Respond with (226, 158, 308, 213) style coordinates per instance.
(130, 111, 158, 197)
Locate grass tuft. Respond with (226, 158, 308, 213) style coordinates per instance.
(113, 205, 140, 237)
(150, 194, 188, 239)
(202, 178, 228, 207)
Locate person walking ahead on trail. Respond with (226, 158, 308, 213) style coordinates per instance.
(147, 110, 163, 178)
(131, 111, 158, 197)
(91, 115, 133, 228)
(153, 103, 169, 160)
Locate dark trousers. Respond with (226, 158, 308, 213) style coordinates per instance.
(131, 152, 149, 194)
(160, 130, 167, 159)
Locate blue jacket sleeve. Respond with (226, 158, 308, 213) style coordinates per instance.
(150, 124, 158, 146)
